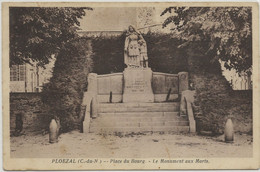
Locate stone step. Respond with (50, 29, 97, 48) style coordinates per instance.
(90, 102, 186, 134)
(98, 103, 180, 113)
(91, 121, 189, 128)
(98, 112, 182, 118)
(90, 126, 190, 133)
(98, 102, 179, 108)
(95, 116, 188, 123)
(98, 107, 179, 113)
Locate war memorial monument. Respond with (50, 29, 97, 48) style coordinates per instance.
(81, 25, 195, 134)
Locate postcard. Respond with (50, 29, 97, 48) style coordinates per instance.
(2, 2, 259, 170)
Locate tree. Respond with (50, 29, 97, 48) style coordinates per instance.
(10, 7, 92, 66)
(41, 38, 93, 132)
(161, 7, 252, 74)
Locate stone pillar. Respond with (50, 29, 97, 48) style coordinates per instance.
(123, 68, 154, 102)
(178, 72, 189, 94)
(87, 73, 98, 92)
(180, 90, 195, 116)
(180, 90, 196, 133)
(83, 110, 91, 133)
(87, 73, 98, 118)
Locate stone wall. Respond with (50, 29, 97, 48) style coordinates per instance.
(92, 70, 188, 103)
(152, 72, 179, 94)
(10, 93, 50, 134)
(97, 73, 123, 103)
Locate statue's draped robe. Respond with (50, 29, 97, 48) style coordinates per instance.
(124, 32, 146, 67)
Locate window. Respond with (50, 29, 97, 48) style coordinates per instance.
(19, 65, 25, 81)
(10, 65, 26, 81)
(10, 65, 18, 81)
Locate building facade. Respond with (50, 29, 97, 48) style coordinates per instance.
(10, 60, 55, 93)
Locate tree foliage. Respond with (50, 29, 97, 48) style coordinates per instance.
(161, 7, 252, 74)
(41, 38, 93, 132)
(144, 32, 188, 73)
(10, 7, 92, 66)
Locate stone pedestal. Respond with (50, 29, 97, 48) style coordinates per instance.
(123, 68, 154, 102)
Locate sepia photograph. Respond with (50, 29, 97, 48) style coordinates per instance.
(2, 2, 259, 170)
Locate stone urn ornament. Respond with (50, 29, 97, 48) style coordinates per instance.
(49, 119, 58, 143)
(224, 118, 234, 143)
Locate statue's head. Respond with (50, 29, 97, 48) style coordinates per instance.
(128, 25, 135, 32)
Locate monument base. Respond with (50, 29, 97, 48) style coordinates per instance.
(123, 68, 154, 103)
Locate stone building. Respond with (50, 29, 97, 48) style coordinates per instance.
(10, 59, 55, 93)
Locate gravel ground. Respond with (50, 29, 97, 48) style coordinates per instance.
(10, 131, 252, 158)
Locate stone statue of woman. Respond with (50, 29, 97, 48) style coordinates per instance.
(124, 25, 147, 68)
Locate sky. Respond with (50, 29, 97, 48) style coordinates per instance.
(78, 7, 168, 31)
(79, 7, 138, 31)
